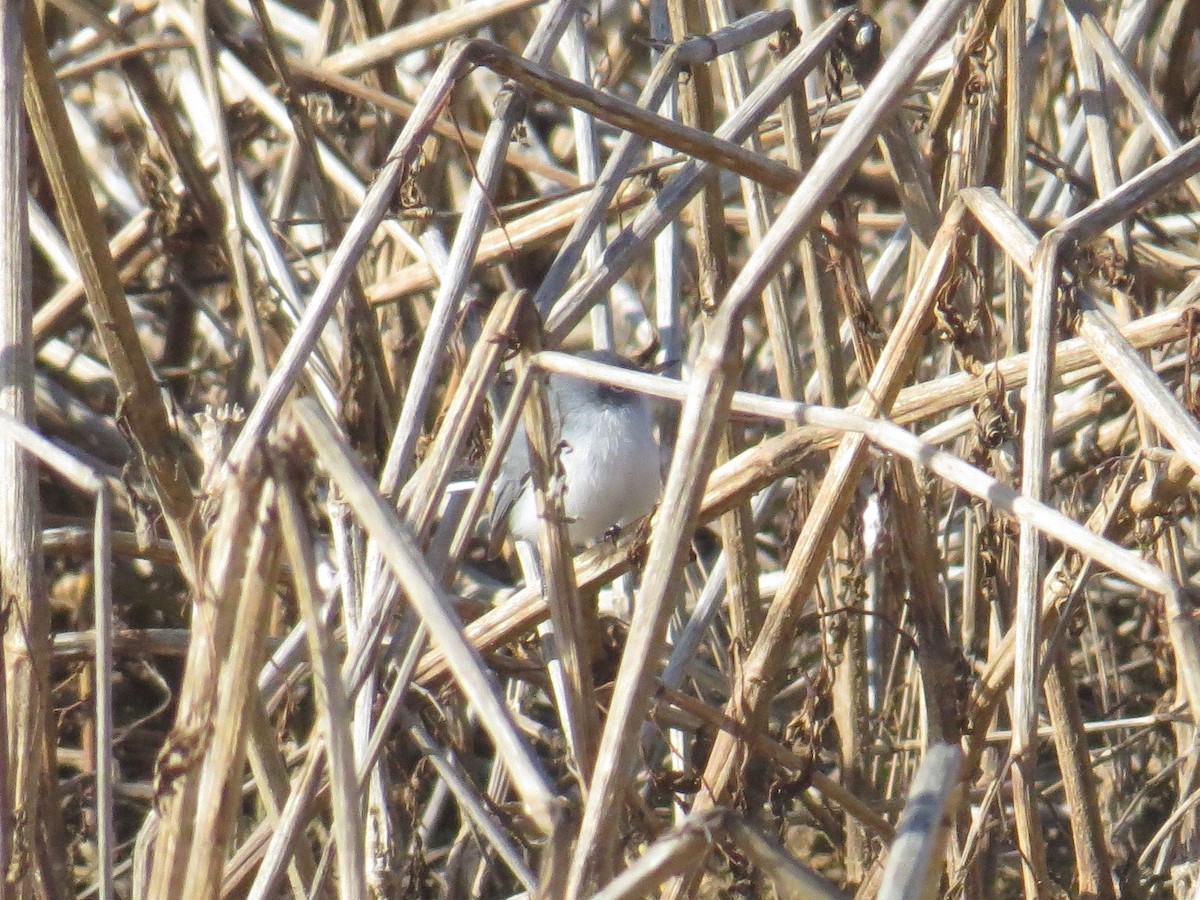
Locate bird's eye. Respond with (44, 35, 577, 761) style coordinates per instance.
(598, 382, 630, 400)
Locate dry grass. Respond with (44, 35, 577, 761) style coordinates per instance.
(5, 0, 1200, 896)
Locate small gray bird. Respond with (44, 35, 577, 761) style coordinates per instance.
(490, 350, 662, 551)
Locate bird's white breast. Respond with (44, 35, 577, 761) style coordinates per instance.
(507, 400, 661, 547)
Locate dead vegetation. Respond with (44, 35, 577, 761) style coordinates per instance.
(5, 0, 1200, 896)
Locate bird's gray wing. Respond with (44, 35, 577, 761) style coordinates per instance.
(487, 426, 531, 556)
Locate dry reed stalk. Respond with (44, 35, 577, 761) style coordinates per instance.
(515, 329, 602, 785)
(326, 0, 547, 76)
(142, 468, 268, 896)
(0, 3, 42, 897)
(92, 485, 115, 900)
(179, 484, 282, 897)
(0, 410, 106, 896)
(22, 1, 201, 580)
(876, 743, 962, 899)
